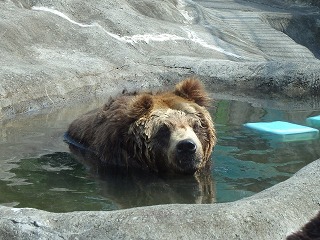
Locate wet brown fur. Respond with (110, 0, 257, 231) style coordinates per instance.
(66, 78, 216, 174)
(287, 212, 320, 240)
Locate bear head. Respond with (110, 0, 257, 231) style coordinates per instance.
(125, 78, 216, 175)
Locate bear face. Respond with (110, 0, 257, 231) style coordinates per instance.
(128, 100, 214, 174)
(66, 78, 216, 175)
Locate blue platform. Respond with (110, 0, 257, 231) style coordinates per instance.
(306, 115, 320, 128)
(243, 121, 319, 142)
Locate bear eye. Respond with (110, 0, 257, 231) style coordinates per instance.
(193, 121, 202, 132)
(156, 124, 170, 138)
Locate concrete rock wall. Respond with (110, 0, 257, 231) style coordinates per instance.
(1, 0, 320, 119)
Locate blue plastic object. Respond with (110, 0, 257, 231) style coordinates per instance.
(306, 115, 320, 128)
(243, 121, 319, 142)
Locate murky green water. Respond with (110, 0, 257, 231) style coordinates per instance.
(0, 97, 319, 212)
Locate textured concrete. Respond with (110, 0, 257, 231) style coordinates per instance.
(1, 0, 320, 120)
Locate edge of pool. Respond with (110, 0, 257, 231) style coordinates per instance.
(0, 159, 319, 240)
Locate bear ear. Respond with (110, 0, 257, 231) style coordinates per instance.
(128, 94, 154, 119)
(174, 78, 211, 107)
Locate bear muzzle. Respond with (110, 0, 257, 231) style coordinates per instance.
(176, 139, 197, 154)
(175, 139, 202, 174)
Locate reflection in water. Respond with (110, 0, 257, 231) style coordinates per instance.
(69, 145, 215, 209)
(0, 151, 214, 211)
(98, 170, 214, 209)
(0, 98, 319, 211)
(0, 153, 114, 212)
(212, 100, 320, 202)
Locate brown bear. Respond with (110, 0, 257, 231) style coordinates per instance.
(65, 78, 216, 175)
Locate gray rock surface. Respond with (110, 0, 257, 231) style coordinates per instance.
(1, 0, 320, 120)
(0, 159, 319, 240)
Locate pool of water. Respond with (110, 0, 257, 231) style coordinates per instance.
(0, 97, 319, 212)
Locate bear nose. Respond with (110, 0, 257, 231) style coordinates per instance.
(176, 139, 197, 154)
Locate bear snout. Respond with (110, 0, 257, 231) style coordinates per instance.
(166, 127, 204, 174)
(174, 138, 202, 174)
(176, 139, 197, 154)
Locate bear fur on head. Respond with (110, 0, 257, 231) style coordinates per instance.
(66, 78, 216, 175)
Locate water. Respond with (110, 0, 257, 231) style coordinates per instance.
(212, 99, 320, 202)
(0, 97, 319, 212)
